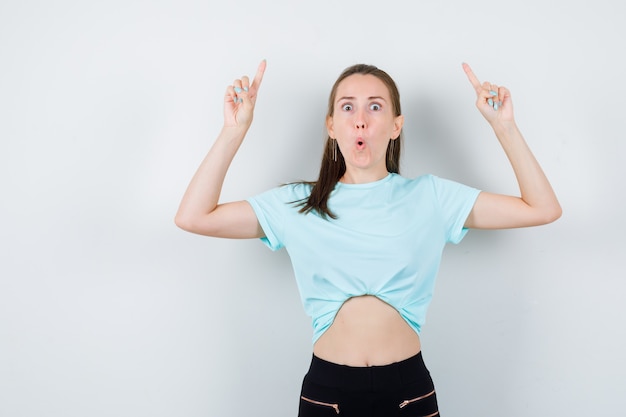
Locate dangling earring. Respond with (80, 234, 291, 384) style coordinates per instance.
(332, 138, 337, 162)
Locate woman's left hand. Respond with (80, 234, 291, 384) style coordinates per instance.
(462, 62, 514, 126)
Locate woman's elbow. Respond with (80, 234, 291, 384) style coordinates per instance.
(539, 203, 563, 225)
(174, 213, 192, 232)
(174, 212, 203, 234)
(175, 212, 224, 236)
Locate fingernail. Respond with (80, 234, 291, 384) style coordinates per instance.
(494, 102, 499, 111)
(488, 98, 494, 107)
(234, 87, 242, 94)
(244, 87, 249, 92)
(489, 90, 498, 96)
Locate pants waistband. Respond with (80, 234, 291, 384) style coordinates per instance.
(305, 351, 429, 391)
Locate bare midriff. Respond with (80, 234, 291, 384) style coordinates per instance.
(313, 295, 421, 367)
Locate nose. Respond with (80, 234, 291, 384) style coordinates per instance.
(354, 110, 367, 129)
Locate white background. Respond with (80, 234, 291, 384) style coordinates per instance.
(1, 1, 624, 416)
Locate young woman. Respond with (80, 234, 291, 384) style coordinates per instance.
(175, 60, 561, 416)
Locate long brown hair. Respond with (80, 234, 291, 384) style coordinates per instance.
(296, 64, 403, 219)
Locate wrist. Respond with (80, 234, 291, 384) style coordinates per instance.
(490, 119, 518, 137)
(219, 125, 249, 143)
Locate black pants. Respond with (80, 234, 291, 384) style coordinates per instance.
(298, 352, 439, 417)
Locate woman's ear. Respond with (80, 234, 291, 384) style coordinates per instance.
(326, 115, 334, 138)
(392, 115, 404, 139)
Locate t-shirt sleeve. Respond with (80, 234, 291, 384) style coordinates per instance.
(246, 184, 305, 251)
(431, 175, 481, 244)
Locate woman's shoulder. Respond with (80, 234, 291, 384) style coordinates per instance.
(281, 180, 314, 196)
(390, 173, 471, 200)
(390, 172, 438, 188)
(393, 172, 468, 187)
(253, 180, 312, 201)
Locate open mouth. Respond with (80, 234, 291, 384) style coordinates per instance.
(356, 139, 366, 150)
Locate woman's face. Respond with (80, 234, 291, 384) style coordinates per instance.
(327, 74, 403, 183)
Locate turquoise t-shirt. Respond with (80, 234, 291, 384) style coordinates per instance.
(247, 173, 480, 343)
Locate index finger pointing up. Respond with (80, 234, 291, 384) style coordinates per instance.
(250, 59, 267, 92)
(462, 62, 482, 92)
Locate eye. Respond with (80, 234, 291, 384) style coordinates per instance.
(341, 103, 353, 111)
(369, 103, 382, 111)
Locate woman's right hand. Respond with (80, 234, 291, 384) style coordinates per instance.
(223, 60, 267, 129)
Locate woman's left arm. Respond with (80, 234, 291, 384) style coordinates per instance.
(462, 63, 562, 229)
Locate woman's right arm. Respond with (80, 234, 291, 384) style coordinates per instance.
(174, 60, 267, 239)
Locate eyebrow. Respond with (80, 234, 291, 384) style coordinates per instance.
(337, 96, 388, 102)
